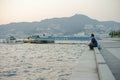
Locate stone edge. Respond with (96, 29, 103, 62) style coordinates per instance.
(94, 47, 116, 80)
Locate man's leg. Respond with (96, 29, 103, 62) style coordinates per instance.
(89, 44, 94, 50)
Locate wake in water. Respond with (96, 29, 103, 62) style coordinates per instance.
(0, 43, 86, 80)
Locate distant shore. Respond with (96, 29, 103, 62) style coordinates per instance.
(99, 37, 120, 43)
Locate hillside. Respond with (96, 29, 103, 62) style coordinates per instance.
(0, 14, 120, 38)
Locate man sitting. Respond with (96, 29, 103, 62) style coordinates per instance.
(88, 34, 98, 50)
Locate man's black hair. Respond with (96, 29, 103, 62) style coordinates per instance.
(91, 34, 94, 37)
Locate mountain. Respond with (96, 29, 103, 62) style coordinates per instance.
(0, 14, 120, 38)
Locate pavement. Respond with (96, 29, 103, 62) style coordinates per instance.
(70, 38, 119, 80)
(70, 47, 99, 80)
(99, 38, 120, 80)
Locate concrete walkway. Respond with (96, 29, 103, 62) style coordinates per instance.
(99, 38, 120, 80)
(70, 48, 99, 80)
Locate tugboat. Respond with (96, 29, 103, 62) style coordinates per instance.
(23, 34, 54, 44)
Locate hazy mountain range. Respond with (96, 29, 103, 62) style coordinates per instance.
(0, 14, 120, 38)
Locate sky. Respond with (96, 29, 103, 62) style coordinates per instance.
(0, 0, 120, 25)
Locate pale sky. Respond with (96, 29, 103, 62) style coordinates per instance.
(0, 0, 120, 25)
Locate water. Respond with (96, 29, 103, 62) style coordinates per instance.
(0, 43, 87, 80)
(35, 37, 91, 41)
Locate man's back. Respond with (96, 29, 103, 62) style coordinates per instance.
(91, 37, 98, 47)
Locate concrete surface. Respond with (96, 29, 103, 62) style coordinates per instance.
(69, 38, 120, 80)
(98, 64, 115, 80)
(94, 48, 115, 80)
(70, 48, 99, 80)
(99, 38, 120, 80)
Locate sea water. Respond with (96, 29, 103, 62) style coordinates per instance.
(0, 43, 87, 80)
(35, 37, 91, 41)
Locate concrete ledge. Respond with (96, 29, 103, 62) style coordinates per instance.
(94, 48, 116, 80)
(94, 47, 101, 54)
(98, 64, 116, 80)
(96, 54, 106, 64)
(70, 49, 99, 80)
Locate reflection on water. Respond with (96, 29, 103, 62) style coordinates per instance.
(0, 43, 85, 80)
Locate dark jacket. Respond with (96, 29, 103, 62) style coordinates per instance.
(91, 37, 98, 47)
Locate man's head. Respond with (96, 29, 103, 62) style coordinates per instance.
(91, 34, 94, 37)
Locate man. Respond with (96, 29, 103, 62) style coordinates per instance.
(88, 34, 98, 50)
